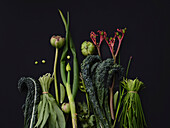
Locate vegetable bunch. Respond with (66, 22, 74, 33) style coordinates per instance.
(35, 73, 66, 128)
(119, 78, 147, 128)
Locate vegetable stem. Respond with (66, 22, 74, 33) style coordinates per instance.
(111, 47, 116, 64)
(97, 47, 101, 57)
(126, 56, 132, 78)
(66, 71, 77, 128)
(53, 48, 59, 104)
(112, 88, 124, 128)
(110, 51, 116, 120)
(110, 76, 115, 120)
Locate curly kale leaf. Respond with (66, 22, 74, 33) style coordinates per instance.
(18, 77, 41, 128)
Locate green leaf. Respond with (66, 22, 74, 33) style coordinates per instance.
(58, 9, 67, 29)
(60, 83, 65, 104)
(35, 96, 46, 127)
(40, 102, 49, 128)
(114, 91, 119, 110)
(48, 102, 59, 128)
(49, 94, 66, 128)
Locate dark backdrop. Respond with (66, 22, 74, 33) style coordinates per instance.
(0, 0, 170, 127)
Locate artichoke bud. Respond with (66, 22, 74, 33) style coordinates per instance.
(50, 35, 65, 48)
(81, 41, 96, 56)
(61, 103, 71, 113)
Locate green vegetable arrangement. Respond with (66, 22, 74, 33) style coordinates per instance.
(119, 78, 147, 128)
(80, 28, 147, 128)
(18, 10, 147, 128)
(35, 73, 65, 128)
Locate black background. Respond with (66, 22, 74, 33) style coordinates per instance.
(0, 0, 170, 127)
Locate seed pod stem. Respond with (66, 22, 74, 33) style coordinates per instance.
(53, 48, 59, 104)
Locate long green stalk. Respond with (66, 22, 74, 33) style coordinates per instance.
(59, 10, 79, 99)
(66, 63, 77, 128)
(112, 56, 132, 127)
(112, 87, 124, 128)
(53, 48, 59, 104)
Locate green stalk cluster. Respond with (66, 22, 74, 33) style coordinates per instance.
(119, 78, 147, 128)
(59, 10, 79, 99)
(66, 63, 77, 128)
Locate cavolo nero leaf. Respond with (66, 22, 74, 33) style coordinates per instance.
(18, 77, 41, 128)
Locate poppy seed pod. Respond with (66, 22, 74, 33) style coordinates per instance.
(50, 35, 65, 48)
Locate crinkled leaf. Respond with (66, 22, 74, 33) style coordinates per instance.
(18, 77, 41, 128)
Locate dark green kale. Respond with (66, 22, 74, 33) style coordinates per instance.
(81, 55, 109, 128)
(81, 55, 124, 128)
(18, 77, 41, 128)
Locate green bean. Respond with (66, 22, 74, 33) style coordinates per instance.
(70, 36, 79, 98)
